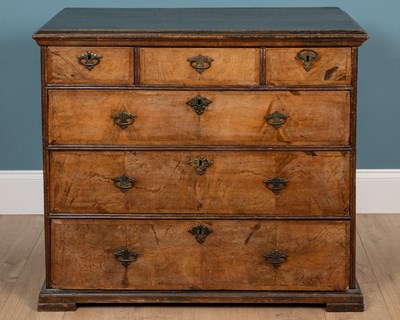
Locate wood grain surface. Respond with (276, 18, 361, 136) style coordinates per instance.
(49, 151, 350, 215)
(2, 215, 398, 319)
(266, 48, 351, 86)
(140, 48, 259, 86)
(46, 47, 134, 84)
(50, 219, 350, 291)
(48, 90, 350, 146)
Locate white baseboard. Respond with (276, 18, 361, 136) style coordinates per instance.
(0, 171, 44, 214)
(0, 170, 399, 214)
(356, 169, 400, 213)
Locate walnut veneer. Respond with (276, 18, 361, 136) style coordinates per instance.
(33, 7, 368, 312)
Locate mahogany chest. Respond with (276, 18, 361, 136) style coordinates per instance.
(33, 7, 368, 312)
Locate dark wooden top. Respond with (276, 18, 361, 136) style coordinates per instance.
(36, 7, 365, 33)
(32, 8, 368, 46)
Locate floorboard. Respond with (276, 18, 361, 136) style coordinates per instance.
(325, 230, 393, 320)
(358, 214, 400, 320)
(0, 231, 64, 320)
(0, 216, 42, 313)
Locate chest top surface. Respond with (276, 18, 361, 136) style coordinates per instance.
(36, 7, 364, 33)
(33, 7, 367, 46)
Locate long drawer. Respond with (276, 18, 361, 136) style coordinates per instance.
(50, 219, 350, 290)
(49, 151, 350, 215)
(48, 90, 350, 146)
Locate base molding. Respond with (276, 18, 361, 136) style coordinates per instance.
(38, 281, 364, 312)
(37, 302, 77, 312)
(326, 302, 365, 312)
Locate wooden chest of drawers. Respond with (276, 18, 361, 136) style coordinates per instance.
(33, 7, 368, 312)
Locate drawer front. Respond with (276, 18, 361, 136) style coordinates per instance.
(50, 219, 350, 290)
(46, 47, 134, 84)
(48, 90, 350, 146)
(49, 151, 350, 215)
(140, 48, 259, 86)
(266, 48, 351, 86)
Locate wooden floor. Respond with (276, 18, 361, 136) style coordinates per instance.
(0, 214, 399, 320)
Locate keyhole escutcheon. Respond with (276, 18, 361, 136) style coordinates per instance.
(295, 49, 320, 71)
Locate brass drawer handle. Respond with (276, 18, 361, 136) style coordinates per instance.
(112, 111, 136, 129)
(187, 54, 213, 74)
(188, 156, 213, 176)
(264, 249, 288, 269)
(264, 176, 288, 195)
(112, 174, 136, 192)
(186, 96, 212, 115)
(295, 49, 320, 71)
(77, 51, 102, 70)
(264, 111, 288, 130)
(113, 248, 139, 267)
(188, 225, 213, 244)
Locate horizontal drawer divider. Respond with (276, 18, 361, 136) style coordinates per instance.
(47, 214, 352, 220)
(44, 84, 354, 91)
(47, 145, 352, 151)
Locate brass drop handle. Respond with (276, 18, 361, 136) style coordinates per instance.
(77, 51, 102, 70)
(187, 54, 213, 74)
(295, 49, 320, 71)
(112, 174, 136, 192)
(112, 111, 136, 129)
(188, 225, 213, 244)
(264, 111, 288, 130)
(113, 248, 139, 267)
(264, 249, 288, 269)
(264, 176, 288, 195)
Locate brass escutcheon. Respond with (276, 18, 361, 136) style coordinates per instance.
(295, 49, 320, 71)
(265, 111, 288, 130)
(112, 174, 136, 192)
(113, 248, 139, 267)
(186, 96, 212, 115)
(264, 249, 288, 269)
(112, 111, 136, 129)
(188, 225, 213, 244)
(264, 176, 288, 195)
(187, 54, 213, 74)
(77, 51, 102, 70)
(188, 156, 213, 176)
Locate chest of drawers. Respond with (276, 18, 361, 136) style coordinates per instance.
(33, 7, 368, 312)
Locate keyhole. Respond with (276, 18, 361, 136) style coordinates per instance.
(87, 53, 92, 60)
(306, 55, 311, 62)
(198, 159, 203, 166)
(197, 98, 202, 105)
(198, 228, 203, 235)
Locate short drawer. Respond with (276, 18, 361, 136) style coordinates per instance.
(139, 48, 259, 86)
(48, 90, 350, 146)
(50, 219, 350, 291)
(46, 47, 134, 84)
(49, 151, 350, 215)
(266, 48, 352, 86)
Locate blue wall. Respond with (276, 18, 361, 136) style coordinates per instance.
(0, 0, 398, 169)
